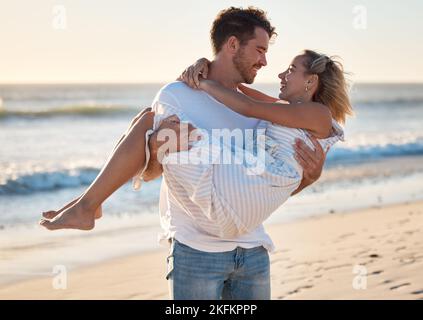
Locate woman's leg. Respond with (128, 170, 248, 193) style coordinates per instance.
(39, 111, 155, 230)
(42, 107, 152, 220)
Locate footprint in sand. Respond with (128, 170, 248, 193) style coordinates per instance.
(337, 232, 355, 240)
(280, 276, 307, 284)
(287, 284, 314, 295)
(403, 229, 419, 235)
(381, 279, 393, 285)
(397, 219, 410, 225)
(370, 270, 383, 275)
(389, 283, 411, 290)
(399, 256, 416, 265)
(395, 246, 406, 252)
(271, 257, 290, 264)
(352, 249, 370, 258)
(323, 263, 351, 271)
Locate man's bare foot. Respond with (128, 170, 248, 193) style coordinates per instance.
(39, 200, 96, 231)
(43, 197, 102, 220)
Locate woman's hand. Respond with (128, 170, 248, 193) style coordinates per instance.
(177, 58, 211, 89)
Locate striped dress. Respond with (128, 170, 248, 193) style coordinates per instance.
(155, 103, 345, 239)
(138, 104, 344, 238)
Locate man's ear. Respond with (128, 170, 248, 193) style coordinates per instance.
(225, 36, 240, 54)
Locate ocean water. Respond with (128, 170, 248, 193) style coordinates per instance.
(1, 82, 423, 285)
(1, 83, 423, 229)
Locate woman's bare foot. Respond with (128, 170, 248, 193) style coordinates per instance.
(39, 200, 97, 231)
(43, 197, 102, 220)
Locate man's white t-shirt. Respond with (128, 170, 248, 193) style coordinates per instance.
(151, 81, 275, 252)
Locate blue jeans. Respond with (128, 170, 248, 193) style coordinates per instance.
(166, 239, 270, 300)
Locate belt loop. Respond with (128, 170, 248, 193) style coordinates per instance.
(235, 246, 242, 268)
(169, 237, 175, 253)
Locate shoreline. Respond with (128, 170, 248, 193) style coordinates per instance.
(1, 154, 423, 291)
(1, 200, 422, 299)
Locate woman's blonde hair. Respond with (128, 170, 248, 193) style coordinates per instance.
(301, 50, 353, 124)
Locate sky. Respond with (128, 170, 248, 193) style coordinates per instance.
(1, 0, 422, 84)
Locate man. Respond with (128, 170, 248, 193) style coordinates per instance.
(141, 7, 326, 300)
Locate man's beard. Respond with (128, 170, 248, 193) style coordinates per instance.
(233, 48, 257, 84)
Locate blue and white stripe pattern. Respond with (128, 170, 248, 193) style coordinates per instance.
(148, 102, 345, 238)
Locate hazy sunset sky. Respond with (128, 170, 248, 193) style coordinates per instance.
(1, 0, 422, 83)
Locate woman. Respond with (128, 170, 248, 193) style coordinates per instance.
(40, 50, 352, 237)
(159, 50, 351, 237)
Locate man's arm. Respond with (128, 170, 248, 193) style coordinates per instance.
(291, 137, 326, 196)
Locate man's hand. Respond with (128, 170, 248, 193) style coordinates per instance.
(291, 136, 326, 195)
(142, 133, 163, 182)
(153, 115, 198, 161)
(142, 115, 198, 182)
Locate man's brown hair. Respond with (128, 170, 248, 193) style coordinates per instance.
(210, 7, 276, 55)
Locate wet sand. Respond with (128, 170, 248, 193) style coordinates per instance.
(1, 200, 422, 300)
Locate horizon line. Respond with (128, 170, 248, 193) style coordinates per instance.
(1, 81, 423, 86)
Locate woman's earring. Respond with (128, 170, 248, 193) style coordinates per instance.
(305, 81, 311, 92)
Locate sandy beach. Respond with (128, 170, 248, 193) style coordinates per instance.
(2, 0, 423, 304)
(1, 200, 421, 300)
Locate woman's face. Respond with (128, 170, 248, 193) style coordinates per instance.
(278, 55, 312, 102)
